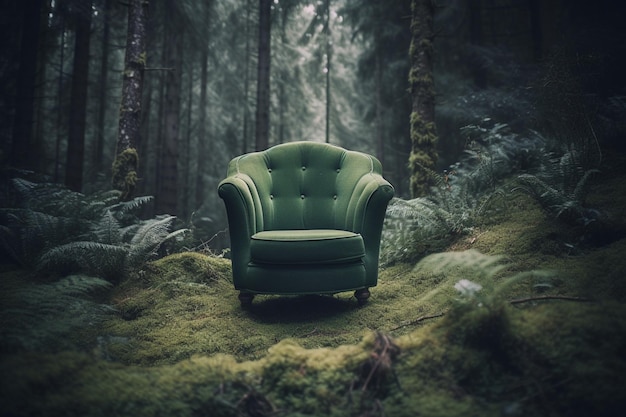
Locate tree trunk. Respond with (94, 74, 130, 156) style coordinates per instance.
(324, 0, 331, 144)
(469, 0, 487, 89)
(94, 0, 112, 179)
(375, 30, 384, 166)
(196, 9, 209, 208)
(155, 0, 182, 215)
(277, 9, 288, 145)
(242, 0, 252, 154)
(255, 0, 271, 151)
(408, 0, 438, 198)
(65, 0, 93, 192)
(183, 63, 194, 220)
(54, 12, 67, 183)
(528, 0, 543, 62)
(11, 0, 43, 171)
(112, 0, 147, 200)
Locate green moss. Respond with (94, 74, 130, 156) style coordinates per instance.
(111, 148, 139, 200)
(2, 170, 626, 416)
(137, 51, 147, 66)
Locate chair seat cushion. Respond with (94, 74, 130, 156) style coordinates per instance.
(250, 229, 365, 265)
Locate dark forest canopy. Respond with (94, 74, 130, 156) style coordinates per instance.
(2, 0, 626, 235)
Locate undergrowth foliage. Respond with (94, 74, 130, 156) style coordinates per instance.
(0, 176, 188, 353)
(380, 117, 613, 264)
(416, 249, 554, 306)
(381, 121, 537, 265)
(0, 178, 187, 279)
(0, 275, 113, 352)
(515, 150, 600, 226)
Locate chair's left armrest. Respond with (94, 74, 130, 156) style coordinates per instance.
(218, 175, 261, 286)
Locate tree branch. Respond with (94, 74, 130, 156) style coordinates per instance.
(390, 312, 445, 331)
(510, 295, 592, 305)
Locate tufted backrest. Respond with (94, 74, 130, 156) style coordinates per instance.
(225, 141, 383, 232)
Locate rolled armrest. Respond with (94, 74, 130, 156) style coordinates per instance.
(347, 174, 395, 285)
(348, 174, 394, 233)
(218, 174, 263, 286)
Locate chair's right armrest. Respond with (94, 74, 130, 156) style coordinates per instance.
(217, 174, 261, 285)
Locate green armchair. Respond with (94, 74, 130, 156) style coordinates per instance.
(218, 141, 394, 305)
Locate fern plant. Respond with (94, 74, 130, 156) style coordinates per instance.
(459, 122, 547, 189)
(0, 176, 193, 353)
(381, 161, 502, 265)
(0, 274, 114, 353)
(415, 249, 554, 311)
(380, 122, 556, 265)
(415, 249, 554, 351)
(0, 178, 188, 281)
(515, 149, 600, 226)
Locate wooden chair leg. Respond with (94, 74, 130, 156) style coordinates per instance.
(238, 292, 254, 306)
(355, 288, 370, 305)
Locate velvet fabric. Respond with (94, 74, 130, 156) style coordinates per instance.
(218, 141, 394, 299)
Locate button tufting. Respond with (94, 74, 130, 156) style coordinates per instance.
(333, 195, 338, 200)
(301, 166, 306, 171)
(268, 168, 272, 173)
(270, 194, 274, 199)
(300, 194, 305, 199)
(336, 168, 341, 173)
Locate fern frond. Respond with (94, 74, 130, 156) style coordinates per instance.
(572, 169, 599, 203)
(0, 274, 113, 352)
(381, 197, 464, 265)
(130, 215, 176, 247)
(108, 195, 154, 215)
(516, 163, 599, 224)
(516, 174, 565, 210)
(11, 178, 86, 216)
(414, 249, 507, 280)
(0, 208, 89, 267)
(89, 190, 123, 208)
(126, 216, 189, 267)
(93, 210, 122, 245)
(36, 241, 127, 280)
(53, 274, 113, 295)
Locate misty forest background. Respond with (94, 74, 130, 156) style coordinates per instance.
(3, 0, 626, 253)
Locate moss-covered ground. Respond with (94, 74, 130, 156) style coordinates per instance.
(2, 169, 626, 416)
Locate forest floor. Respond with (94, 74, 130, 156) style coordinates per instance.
(2, 155, 626, 416)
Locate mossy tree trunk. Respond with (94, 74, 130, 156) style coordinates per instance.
(408, 0, 438, 198)
(112, 0, 147, 200)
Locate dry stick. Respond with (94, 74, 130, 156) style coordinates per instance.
(300, 327, 319, 338)
(510, 295, 592, 305)
(389, 312, 445, 331)
(361, 335, 391, 392)
(390, 295, 590, 331)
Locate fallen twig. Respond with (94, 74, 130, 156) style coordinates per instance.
(299, 327, 319, 338)
(389, 312, 445, 331)
(510, 295, 592, 305)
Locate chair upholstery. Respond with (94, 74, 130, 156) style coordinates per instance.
(218, 141, 394, 304)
